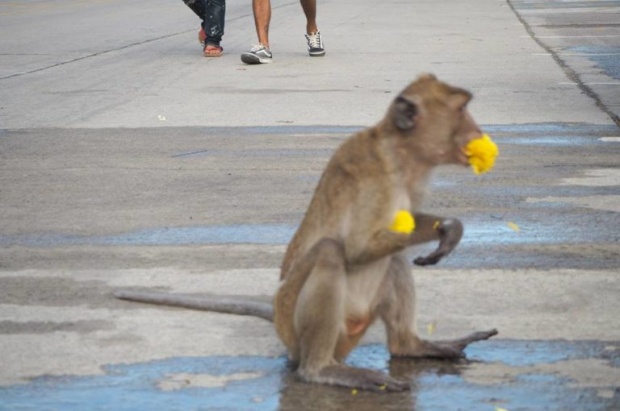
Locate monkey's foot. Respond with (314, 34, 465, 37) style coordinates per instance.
(395, 329, 498, 360)
(298, 364, 410, 392)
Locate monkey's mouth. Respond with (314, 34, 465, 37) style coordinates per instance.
(457, 147, 470, 165)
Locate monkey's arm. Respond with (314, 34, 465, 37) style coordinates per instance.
(347, 213, 462, 266)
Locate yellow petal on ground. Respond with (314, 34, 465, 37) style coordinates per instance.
(507, 222, 520, 232)
(465, 133, 499, 174)
(433, 220, 440, 230)
(389, 210, 416, 234)
(351, 389, 358, 395)
(427, 321, 436, 335)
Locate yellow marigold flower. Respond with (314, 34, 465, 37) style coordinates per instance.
(389, 210, 415, 234)
(507, 221, 520, 232)
(464, 133, 499, 175)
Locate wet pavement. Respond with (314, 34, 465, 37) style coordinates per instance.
(509, 0, 620, 124)
(1, 123, 619, 410)
(1, 341, 618, 411)
(1, 0, 620, 410)
(2, 124, 618, 271)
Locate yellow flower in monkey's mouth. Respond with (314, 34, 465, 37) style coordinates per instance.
(464, 133, 499, 175)
(389, 210, 416, 234)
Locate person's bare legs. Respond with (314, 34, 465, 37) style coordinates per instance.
(242, 0, 273, 64)
(253, 0, 271, 48)
(243, 0, 323, 62)
(300, 0, 324, 56)
(299, 0, 318, 34)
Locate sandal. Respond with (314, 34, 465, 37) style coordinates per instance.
(204, 43, 223, 57)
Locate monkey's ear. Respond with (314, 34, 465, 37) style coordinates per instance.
(394, 95, 418, 131)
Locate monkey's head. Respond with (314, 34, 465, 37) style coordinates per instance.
(390, 74, 484, 167)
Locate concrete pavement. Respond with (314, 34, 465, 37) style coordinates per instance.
(0, 0, 615, 128)
(0, 0, 619, 410)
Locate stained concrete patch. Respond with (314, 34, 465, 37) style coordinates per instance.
(526, 195, 620, 212)
(525, 166, 620, 212)
(158, 371, 264, 391)
(0, 276, 113, 308)
(566, 45, 620, 81)
(464, 358, 620, 388)
(0, 320, 113, 335)
(560, 168, 620, 187)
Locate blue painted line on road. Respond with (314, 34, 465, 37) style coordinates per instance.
(169, 123, 618, 139)
(0, 224, 297, 247)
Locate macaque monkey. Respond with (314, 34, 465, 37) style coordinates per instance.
(115, 74, 497, 392)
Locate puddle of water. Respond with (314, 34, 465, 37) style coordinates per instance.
(0, 341, 616, 411)
(194, 125, 362, 136)
(514, 1, 620, 10)
(466, 339, 615, 367)
(567, 46, 620, 80)
(482, 123, 619, 136)
(173, 148, 334, 159)
(0, 216, 610, 248)
(0, 224, 297, 247)
(0, 221, 571, 247)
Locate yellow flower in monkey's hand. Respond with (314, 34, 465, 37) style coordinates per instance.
(464, 133, 499, 175)
(389, 210, 416, 234)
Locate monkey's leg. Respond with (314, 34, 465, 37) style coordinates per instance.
(281, 239, 409, 392)
(379, 254, 497, 359)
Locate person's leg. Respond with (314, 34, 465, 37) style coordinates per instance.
(241, 0, 273, 64)
(182, 0, 208, 45)
(300, 0, 324, 56)
(253, 0, 271, 48)
(203, 0, 225, 50)
(183, 0, 205, 18)
(299, 0, 318, 34)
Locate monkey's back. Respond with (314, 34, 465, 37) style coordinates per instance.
(280, 128, 396, 279)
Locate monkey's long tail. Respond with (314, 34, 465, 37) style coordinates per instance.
(113, 290, 274, 322)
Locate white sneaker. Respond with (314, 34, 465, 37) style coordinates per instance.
(241, 44, 273, 64)
(305, 31, 325, 57)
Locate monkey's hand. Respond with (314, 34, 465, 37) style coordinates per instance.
(413, 218, 463, 266)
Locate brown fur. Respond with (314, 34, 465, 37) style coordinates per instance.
(273, 74, 496, 390)
(114, 74, 497, 392)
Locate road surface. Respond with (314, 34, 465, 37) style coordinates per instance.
(0, 0, 618, 410)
